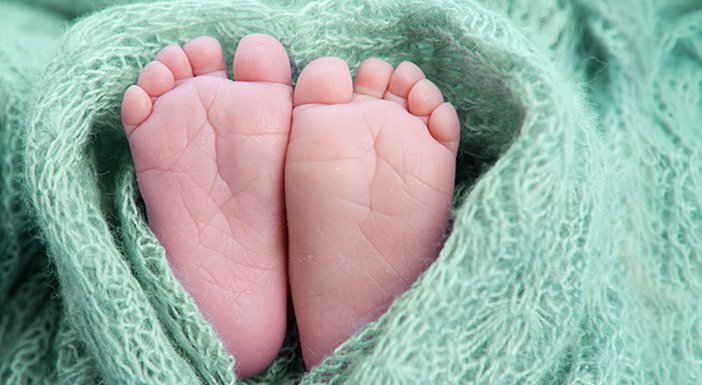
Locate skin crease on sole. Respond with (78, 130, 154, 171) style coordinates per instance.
(121, 34, 293, 378)
(122, 34, 460, 376)
(287, 57, 459, 368)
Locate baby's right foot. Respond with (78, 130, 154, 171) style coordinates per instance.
(121, 34, 292, 378)
(286, 58, 459, 368)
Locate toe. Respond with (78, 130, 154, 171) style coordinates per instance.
(408, 79, 444, 117)
(155, 44, 193, 82)
(121, 85, 152, 137)
(428, 102, 461, 153)
(183, 36, 229, 78)
(353, 58, 394, 99)
(294, 57, 353, 107)
(137, 61, 175, 98)
(233, 33, 292, 85)
(384, 61, 425, 107)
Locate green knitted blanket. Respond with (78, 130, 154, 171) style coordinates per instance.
(1, 0, 700, 383)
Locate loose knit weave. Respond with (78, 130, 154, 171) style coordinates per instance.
(1, 0, 700, 384)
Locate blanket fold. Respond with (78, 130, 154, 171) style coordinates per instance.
(1, 0, 700, 384)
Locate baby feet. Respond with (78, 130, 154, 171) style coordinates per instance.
(121, 34, 292, 378)
(287, 57, 459, 367)
(122, 35, 459, 377)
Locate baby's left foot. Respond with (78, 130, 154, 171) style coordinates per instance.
(286, 57, 459, 368)
(121, 35, 292, 378)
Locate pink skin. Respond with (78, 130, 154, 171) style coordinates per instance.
(121, 35, 292, 378)
(287, 57, 459, 368)
(122, 34, 460, 376)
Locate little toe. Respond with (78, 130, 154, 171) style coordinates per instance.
(428, 102, 461, 153)
(233, 33, 292, 85)
(408, 79, 444, 117)
(121, 85, 152, 136)
(294, 57, 353, 107)
(353, 58, 394, 99)
(183, 36, 228, 78)
(384, 61, 425, 107)
(155, 44, 193, 82)
(137, 61, 175, 98)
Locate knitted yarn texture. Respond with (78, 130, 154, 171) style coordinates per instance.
(1, 0, 700, 384)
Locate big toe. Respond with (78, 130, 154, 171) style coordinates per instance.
(294, 57, 353, 107)
(233, 33, 292, 85)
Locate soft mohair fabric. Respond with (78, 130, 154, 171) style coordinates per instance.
(1, 0, 700, 383)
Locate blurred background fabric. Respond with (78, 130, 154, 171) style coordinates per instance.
(1, 0, 700, 384)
